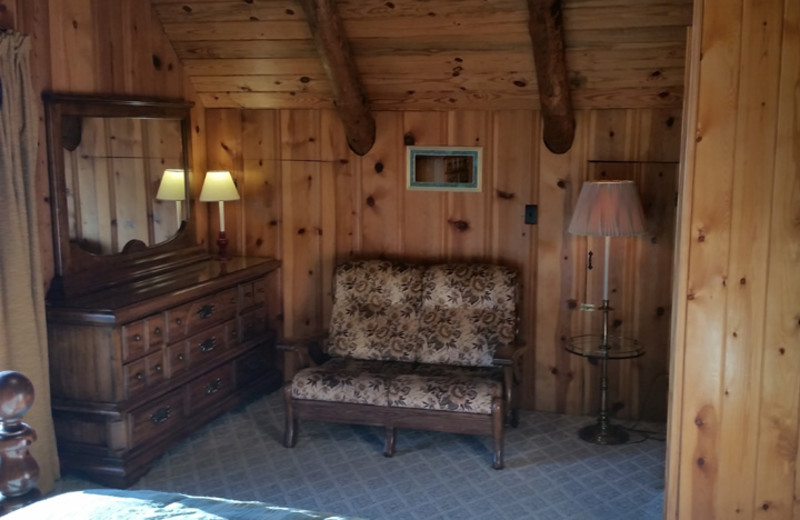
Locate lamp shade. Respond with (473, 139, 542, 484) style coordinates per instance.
(155, 169, 186, 201)
(199, 170, 240, 202)
(567, 180, 646, 237)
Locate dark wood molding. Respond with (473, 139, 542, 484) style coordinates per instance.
(527, 0, 575, 154)
(299, 0, 375, 156)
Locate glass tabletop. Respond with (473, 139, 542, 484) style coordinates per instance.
(566, 334, 644, 359)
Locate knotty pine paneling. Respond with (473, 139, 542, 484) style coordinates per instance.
(210, 107, 681, 419)
(666, 0, 800, 518)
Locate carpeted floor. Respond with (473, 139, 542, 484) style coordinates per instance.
(52, 391, 666, 519)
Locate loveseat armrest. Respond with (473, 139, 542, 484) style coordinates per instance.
(492, 342, 526, 427)
(277, 332, 330, 382)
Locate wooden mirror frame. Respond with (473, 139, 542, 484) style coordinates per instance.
(43, 93, 208, 301)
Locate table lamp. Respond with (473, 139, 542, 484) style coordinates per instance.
(199, 170, 240, 259)
(567, 179, 646, 444)
(155, 168, 186, 229)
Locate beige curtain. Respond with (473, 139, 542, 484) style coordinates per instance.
(0, 30, 59, 494)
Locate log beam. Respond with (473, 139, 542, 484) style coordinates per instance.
(527, 0, 575, 154)
(299, 0, 375, 156)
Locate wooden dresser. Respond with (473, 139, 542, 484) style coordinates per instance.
(46, 257, 281, 487)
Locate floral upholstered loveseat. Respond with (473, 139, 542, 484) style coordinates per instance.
(281, 259, 523, 469)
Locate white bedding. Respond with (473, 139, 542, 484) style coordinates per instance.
(4, 489, 362, 520)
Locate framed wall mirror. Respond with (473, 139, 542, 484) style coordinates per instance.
(43, 93, 207, 300)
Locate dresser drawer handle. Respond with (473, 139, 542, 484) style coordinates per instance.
(155, 364, 163, 373)
(177, 353, 185, 362)
(150, 406, 170, 424)
(133, 334, 142, 342)
(175, 318, 183, 325)
(135, 372, 145, 382)
(204, 378, 222, 395)
(199, 337, 217, 352)
(197, 304, 215, 319)
(153, 327, 162, 336)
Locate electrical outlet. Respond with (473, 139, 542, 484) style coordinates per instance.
(524, 204, 538, 225)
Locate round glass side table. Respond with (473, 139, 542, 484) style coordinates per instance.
(566, 334, 644, 445)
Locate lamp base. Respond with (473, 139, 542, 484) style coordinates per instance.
(578, 422, 629, 445)
(215, 231, 229, 260)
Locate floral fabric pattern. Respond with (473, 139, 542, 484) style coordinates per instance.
(387, 365, 503, 414)
(291, 358, 408, 406)
(417, 264, 518, 366)
(327, 260, 424, 362)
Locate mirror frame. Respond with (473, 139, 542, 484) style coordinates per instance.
(43, 92, 208, 301)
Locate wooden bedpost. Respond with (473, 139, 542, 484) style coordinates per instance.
(0, 370, 40, 513)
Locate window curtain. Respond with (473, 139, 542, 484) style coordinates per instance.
(0, 30, 59, 494)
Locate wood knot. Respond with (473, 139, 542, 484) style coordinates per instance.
(567, 299, 577, 310)
(658, 91, 670, 98)
(374, 162, 384, 173)
(269, 220, 278, 226)
(152, 54, 162, 70)
(403, 134, 415, 146)
(513, 80, 527, 88)
(656, 307, 665, 317)
(697, 457, 705, 467)
(285, 8, 295, 15)
(299, 76, 311, 83)
(496, 189, 514, 200)
(255, 238, 263, 247)
(182, 5, 192, 13)
(694, 417, 703, 427)
(556, 180, 566, 189)
(739, 277, 746, 285)
(448, 219, 469, 231)
(550, 367, 558, 375)
(366, 196, 375, 207)
(297, 228, 306, 235)
(666, 116, 675, 127)
(612, 319, 622, 328)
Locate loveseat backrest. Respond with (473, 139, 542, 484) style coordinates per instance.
(327, 260, 424, 362)
(416, 264, 519, 367)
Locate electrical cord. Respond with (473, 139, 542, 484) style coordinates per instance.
(620, 372, 670, 442)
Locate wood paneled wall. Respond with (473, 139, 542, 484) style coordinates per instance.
(666, 0, 800, 518)
(207, 107, 681, 418)
(2, 0, 208, 287)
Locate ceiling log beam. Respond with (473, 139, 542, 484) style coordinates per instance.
(298, 0, 375, 156)
(527, 0, 575, 154)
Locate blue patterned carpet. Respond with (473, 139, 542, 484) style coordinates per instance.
(54, 391, 666, 519)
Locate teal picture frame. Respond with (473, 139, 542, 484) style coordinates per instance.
(406, 146, 482, 192)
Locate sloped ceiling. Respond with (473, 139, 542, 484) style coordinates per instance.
(150, 0, 692, 111)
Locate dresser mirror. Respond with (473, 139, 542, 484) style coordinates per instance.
(43, 93, 207, 300)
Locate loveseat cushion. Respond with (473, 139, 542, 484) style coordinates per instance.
(387, 365, 503, 414)
(327, 260, 424, 362)
(291, 358, 412, 406)
(417, 264, 518, 366)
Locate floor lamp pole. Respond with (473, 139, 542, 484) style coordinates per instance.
(578, 236, 630, 445)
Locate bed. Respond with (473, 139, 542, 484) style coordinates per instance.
(3, 489, 361, 520)
(0, 371, 361, 520)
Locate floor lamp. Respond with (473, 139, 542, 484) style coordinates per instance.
(199, 170, 240, 260)
(567, 180, 646, 444)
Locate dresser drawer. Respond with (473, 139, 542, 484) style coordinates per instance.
(166, 342, 189, 378)
(129, 389, 184, 448)
(185, 324, 227, 367)
(123, 351, 166, 399)
(239, 309, 268, 343)
(165, 295, 222, 342)
(236, 347, 271, 387)
(121, 315, 166, 363)
(217, 287, 238, 321)
(185, 364, 233, 414)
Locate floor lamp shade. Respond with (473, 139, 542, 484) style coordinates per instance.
(567, 180, 646, 238)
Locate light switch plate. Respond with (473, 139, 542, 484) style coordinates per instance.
(524, 204, 538, 225)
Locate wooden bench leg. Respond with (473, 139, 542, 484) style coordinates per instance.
(283, 385, 298, 448)
(383, 426, 396, 457)
(491, 397, 504, 469)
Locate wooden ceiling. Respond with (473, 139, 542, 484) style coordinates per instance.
(150, 0, 693, 111)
